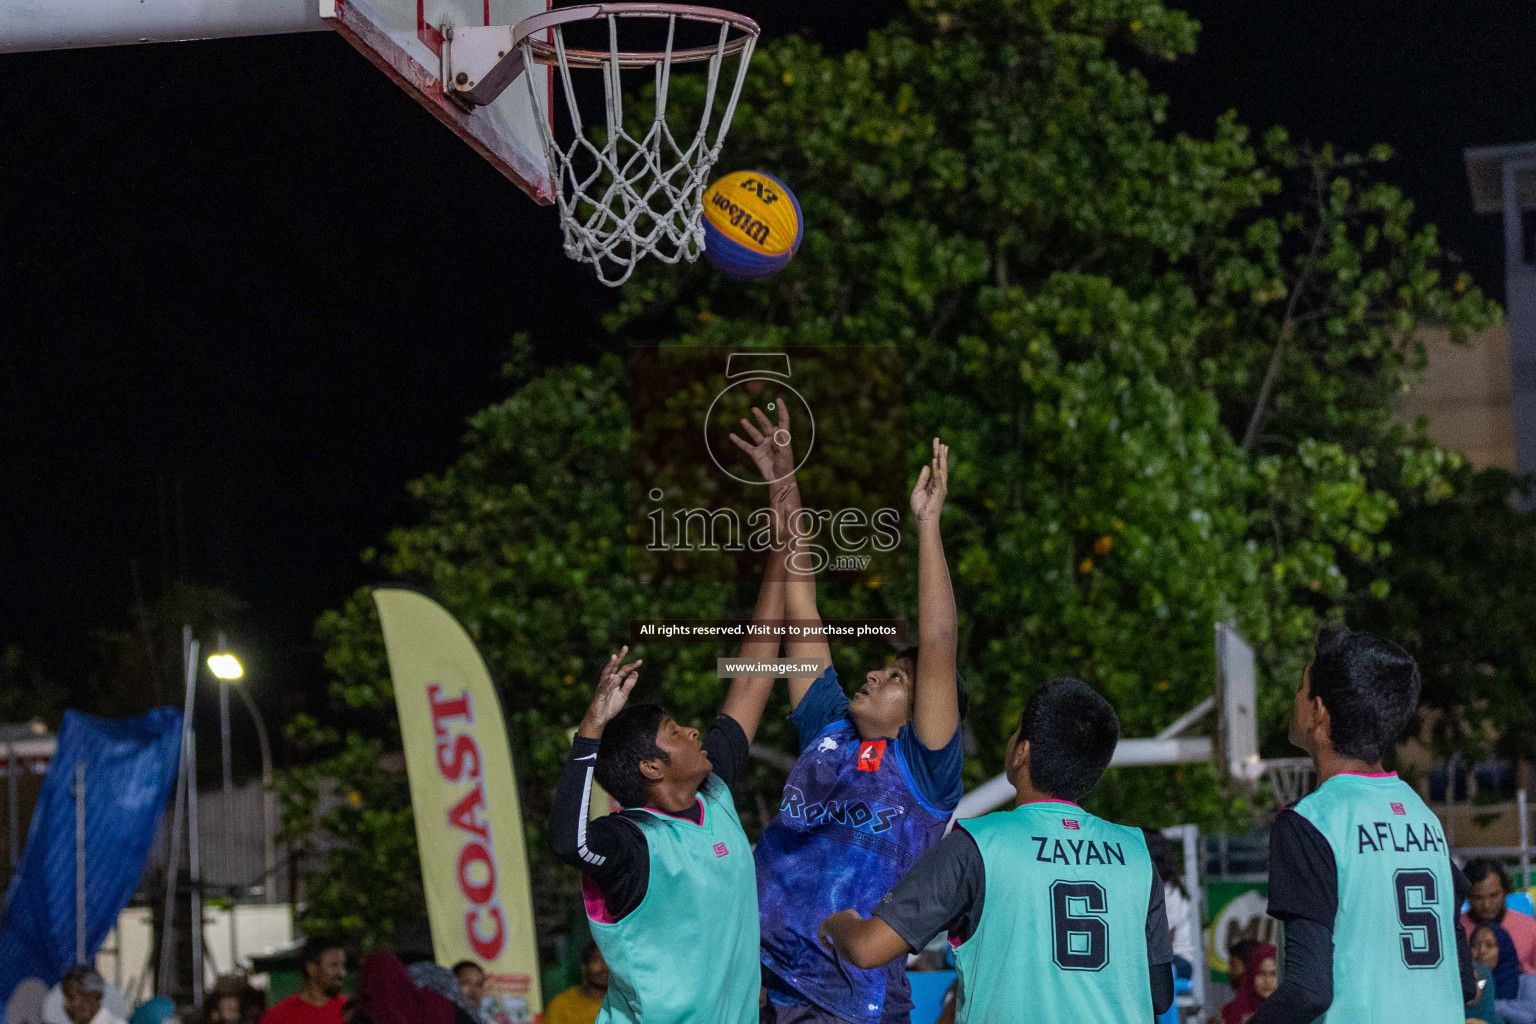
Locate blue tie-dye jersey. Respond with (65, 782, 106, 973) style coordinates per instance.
(756, 668, 962, 1024)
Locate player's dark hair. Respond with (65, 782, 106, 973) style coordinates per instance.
(1464, 858, 1510, 893)
(451, 960, 482, 977)
(1017, 678, 1119, 803)
(1308, 625, 1420, 763)
(301, 935, 342, 965)
(894, 645, 970, 720)
(595, 703, 669, 808)
(1142, 827, 1188, 898)
(581, 942, 602, 967)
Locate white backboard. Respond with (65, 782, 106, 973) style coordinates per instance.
(1215, 621, 1263, 786)
(320, 0, 553, 200)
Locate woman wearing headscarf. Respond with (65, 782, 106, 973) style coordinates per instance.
(1473, 921, 1536, 1024)
(348, 954, 455, 1024)
(1221, 943, 1279, 1024)
(406, 963, 484, 1024)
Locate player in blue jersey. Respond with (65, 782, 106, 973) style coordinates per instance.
(1249, 625, 1477, 1024)
(816, 677, 1176, 1023)
(735, 408, 964, 1024)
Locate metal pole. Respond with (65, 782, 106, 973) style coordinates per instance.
(188, 637, 204, 1009)
(1519, 789, 1531, 890)
(158, 624, 198, 996)
(75, 761, 86, 964)
(217, 633, 236, 972)
(234, 684, 276, 905)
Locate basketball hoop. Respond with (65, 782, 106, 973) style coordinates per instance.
(1262, 757, 1316, 808)
(444, 3, 760, 285)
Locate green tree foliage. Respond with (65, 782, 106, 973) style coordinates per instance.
(278, 0, 1497, 945)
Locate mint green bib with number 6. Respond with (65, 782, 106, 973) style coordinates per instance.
(953, 802, 1154, 1024)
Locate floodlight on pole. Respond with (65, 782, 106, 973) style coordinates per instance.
(207, 653, 244, 680)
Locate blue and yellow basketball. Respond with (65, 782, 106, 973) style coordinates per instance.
(701, 170, 803, 280)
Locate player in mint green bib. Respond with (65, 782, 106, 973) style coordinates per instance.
(817, 678, 1176, 1023)
(1251, 625, 1477, 1024)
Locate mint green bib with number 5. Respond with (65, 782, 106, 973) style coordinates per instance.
(1292, 774, 1462, 1024)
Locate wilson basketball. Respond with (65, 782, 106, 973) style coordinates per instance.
(701, 170, 803, 280)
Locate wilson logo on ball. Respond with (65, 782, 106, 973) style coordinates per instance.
(702, 170, 803, 280)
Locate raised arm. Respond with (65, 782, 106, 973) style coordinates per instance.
(550, 650, 644, 872)
(731, 400, 828, 710)
(718, 535, 786, 745)
(910, 438, 960, 750)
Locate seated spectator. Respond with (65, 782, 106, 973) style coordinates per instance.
(1220, 943, 1278, 1024)
(1464, 860, 1536, 975)
(1473, 920, 1536, 1024)
(543, 944, 608, 1024)
(61, 968, 127, 1024)
(259, 937, 347, 1024)
(1467, 923, 1504, 1023)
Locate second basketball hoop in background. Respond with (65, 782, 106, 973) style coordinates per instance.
(702, 171, 803, 280)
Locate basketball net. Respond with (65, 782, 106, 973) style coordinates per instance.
(518, 5, 759, 286)
(1262, 757, 1316, 809)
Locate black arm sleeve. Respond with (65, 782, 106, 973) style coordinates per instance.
(873, 828, 986, 950)
(1150, 965, 1174, 1018)
(1453, 859, 1477, 1003)
(547, 735, 650, 919)
(1264, 809, 1338, 925)
(1146, 865, 1175, 1016)
(1249, 810, 1338, 1024)
(1248, 918, 1335, 1024)
(703, 714, 750, 788)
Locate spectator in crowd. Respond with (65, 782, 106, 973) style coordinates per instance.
(349, 953, 454, 1024)
(1220, 943, 1278, 1024)
(543, 945, 608, 1024)
(1472, 921, 1536, 1024)
(259, 937, 347, 1024)
(1467, 923, 1504, 1023)
(449, 964, 484, 1012)
(42, 975, 131, 1024)
(1464, 861, 1536, 975)
(204, 978, 252, 1024)
(61, 967, 126, 1024)
(1226, 938, 1257, 997)
(407, 962, 483, 1024)
(127, 998, 175, 1024)
(1145, 828, 1198, 982)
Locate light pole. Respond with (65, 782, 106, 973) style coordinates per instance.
(207, 639, 246, 972)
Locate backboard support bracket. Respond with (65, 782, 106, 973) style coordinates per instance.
(320, 0, 552, 202)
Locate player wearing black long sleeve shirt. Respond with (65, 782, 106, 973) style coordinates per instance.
(548, 713, 750, 920)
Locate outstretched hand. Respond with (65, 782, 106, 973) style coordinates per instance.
(729, 402, 795, 487)
(578, 647, 642, 740)
(910, 437, 949, 525)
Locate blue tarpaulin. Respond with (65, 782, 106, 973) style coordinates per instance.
(0, 707, 182, 1002)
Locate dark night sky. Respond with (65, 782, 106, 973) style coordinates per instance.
(1, 0, 1531, 739)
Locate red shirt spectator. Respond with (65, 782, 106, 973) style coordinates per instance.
(259, 937, 349, 1024)
(256, 996, 345, 1024)
(1460, 858, 1536, 975)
